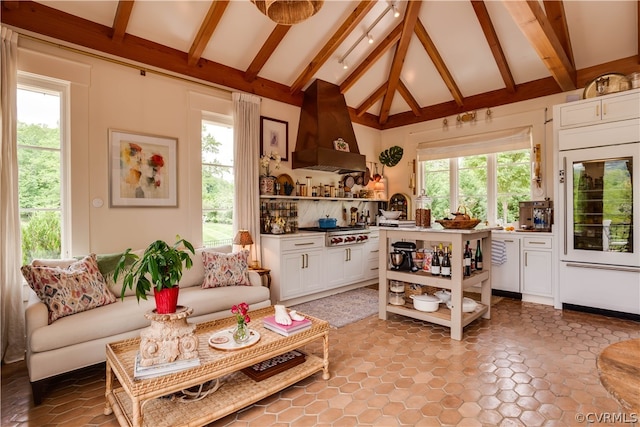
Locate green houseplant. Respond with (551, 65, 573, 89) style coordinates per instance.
(113, 236, 195, 314)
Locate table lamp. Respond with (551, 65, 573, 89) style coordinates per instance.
(233, 230, 259, 268)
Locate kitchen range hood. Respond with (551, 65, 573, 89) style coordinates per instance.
(292, 79, 366, 174)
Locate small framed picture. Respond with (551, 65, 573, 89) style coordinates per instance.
(333, 138, 349, 152)
(260, 116, 288, 161)
(109, 129, 178, 207)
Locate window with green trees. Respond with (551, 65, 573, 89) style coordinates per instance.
(17, 80, 66, 264)
(202, 118, 234, 247)
(422, 149, 531, 224)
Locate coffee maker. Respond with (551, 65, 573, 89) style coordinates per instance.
(389, 241, 419, 272)
(519, 199, 553, 231)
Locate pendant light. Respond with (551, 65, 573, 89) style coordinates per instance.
(251, 0, 324, 25)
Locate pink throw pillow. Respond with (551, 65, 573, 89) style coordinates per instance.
(202, 250, 251, 288)
(21, 254, 116, 324)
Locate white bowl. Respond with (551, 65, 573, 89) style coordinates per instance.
(380, 210, 402, 220)
(410, 294, 440, 312)
(446, 297, 478, 313)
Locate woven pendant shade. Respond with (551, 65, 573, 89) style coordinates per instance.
(251, 0, 323, 25)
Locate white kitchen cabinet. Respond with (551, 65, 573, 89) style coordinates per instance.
(521, 236, 553, 297)
(326, 246, 364, 288)
(491, 237, 520, 293)
(364, 231, 380, 280)
(261, 234, 325, 303)
(559, 90, 640, 128)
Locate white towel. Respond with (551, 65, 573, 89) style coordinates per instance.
(491, 240, 507, 265)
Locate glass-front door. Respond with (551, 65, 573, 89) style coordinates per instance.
(561, 143, 639, 267)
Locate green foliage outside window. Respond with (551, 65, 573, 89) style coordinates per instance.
(18, 122, 62, 263)
(423, 149, 531, 224)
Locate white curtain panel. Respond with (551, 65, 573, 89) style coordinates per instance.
(1, 27, 26, 363)
(232, 93, 261, 261)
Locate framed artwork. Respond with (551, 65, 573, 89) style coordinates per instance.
(260, 116, 288, 161)
(109, 129, 178, 207)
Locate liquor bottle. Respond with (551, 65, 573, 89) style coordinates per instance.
(431, 246, 441, 276)
(438, 243, 444, 264)
(464, 241, 472, 277)
(441, 246, 451, 278)
(475, 239, 483, 271)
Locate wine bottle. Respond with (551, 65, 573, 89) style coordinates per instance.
(475, 239, 483, 271)
(464, 241, 472, 277)
(431, 246, 441, 276)
(441, 246, 451, 278)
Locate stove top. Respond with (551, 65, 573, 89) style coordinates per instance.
(298, 226, 366, 233)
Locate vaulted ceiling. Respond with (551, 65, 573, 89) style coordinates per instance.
(2, 0, 639, 129)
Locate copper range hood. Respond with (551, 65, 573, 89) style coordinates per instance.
(292, 79, 366, 174)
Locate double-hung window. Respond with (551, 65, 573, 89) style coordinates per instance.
(419, 127, 532, 225)
(202, 115, 234, 247)
(17, 75, 69, 263)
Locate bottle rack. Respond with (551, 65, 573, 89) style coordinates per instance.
(260, 200, 298, 234)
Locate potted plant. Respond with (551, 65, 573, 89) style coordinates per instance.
(113, 236, 195, 314)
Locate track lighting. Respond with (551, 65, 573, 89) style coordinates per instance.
(337, 3, 396, 69)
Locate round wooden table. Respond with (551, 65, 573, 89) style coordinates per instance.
(597, 338, 640, 413)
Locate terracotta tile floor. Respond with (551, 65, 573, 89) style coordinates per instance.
(2, 298, 639, 426)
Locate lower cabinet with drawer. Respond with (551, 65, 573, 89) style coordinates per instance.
(261, 234, 325, 303)
(521, 236, 553, 301)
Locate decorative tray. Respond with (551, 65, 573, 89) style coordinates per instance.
(208, 328, 261, 351)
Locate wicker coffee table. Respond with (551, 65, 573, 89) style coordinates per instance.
(104, 306, 330, 427)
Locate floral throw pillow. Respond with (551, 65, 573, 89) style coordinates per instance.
(202, 250, 251, 288)
(21, 254, 117, 324)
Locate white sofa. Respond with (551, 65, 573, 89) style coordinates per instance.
(24, 245, 271, 404)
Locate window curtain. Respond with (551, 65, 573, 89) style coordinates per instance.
(1, 27, 25, 363)
(232, 93, 261, 261)
(417, 126, 532, 160)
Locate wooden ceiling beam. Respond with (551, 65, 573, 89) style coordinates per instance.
(188, 0, 229, 67)
(379, 1, 422, 124)
(502, 0, 576, 91)
(1, 1, 302, 106)
(414, 18, 464, 107)
(543, 0, 574, 67)
(471, 0, 516, 93)
(340, 22, 402, 94)
(397, 80, 421, 116)
(111, 1, 134, 43)
(289, 0, 376, 94)
(245, 24, 291, 82)
(356, 82, 387, 117)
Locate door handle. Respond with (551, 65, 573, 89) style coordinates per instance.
(562, 156, 568, 256)
(305, 253, 309, 268)
(596, 104, 600, 117)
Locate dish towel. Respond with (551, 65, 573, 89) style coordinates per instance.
(491, 240, 507, 265)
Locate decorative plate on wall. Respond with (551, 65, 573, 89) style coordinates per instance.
(583, 73, 630, 99)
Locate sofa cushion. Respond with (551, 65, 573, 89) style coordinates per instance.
(22, 254, 117, 324)
(202, 249, 251, 288)
(179, 245, 231, 289)
(29, 284, 270, 353)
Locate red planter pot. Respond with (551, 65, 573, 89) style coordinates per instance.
(154, 287, 179, 314)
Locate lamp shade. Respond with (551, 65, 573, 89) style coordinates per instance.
(233, 230, 254, 247)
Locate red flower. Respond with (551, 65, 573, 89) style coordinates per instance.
(231, 302, 250, 324)
(148, 154, 165, 168)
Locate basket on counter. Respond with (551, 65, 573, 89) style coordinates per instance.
(435, 219, 481, 229)
(435, 205, 481, 229)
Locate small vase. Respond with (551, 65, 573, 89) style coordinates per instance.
(233, 322, 250, 344)
(260, 176, 276, 195)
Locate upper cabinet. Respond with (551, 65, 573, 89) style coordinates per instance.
(558, 90, 640, 128)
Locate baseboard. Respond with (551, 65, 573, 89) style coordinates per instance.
(492, 289, 522, 300)
(562, 303, 640, 322)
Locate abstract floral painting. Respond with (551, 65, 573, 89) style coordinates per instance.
(109, 129, 177, 207)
